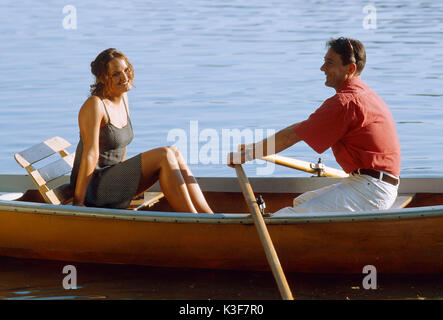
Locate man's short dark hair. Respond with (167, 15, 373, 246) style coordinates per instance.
(327, 37, 366, 75)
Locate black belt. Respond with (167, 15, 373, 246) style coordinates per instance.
(352, 169, 399, 186)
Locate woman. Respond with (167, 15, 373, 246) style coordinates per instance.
(70, 48, 213, 213)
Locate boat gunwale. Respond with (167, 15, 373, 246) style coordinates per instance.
(2, 175, 443, 194)
(1, 199, 443, 225)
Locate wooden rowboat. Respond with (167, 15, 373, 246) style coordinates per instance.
(1, 174, 443, 274)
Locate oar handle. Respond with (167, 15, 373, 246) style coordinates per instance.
(235, 164, 293, 300)
(231, 147, 347, 178)
(262, 154, 348, 178)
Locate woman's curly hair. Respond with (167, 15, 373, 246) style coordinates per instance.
(90, 48, 135, 97)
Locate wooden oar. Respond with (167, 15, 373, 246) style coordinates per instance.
(262, 154, 348, 178)
(234, 164, 294, 300)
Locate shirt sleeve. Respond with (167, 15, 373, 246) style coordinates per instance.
(293, 95, 351, 154)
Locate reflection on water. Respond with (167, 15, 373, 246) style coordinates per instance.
(1, 256, 443, 300)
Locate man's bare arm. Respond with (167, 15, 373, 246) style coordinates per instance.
(228, 123, 302, 166)
(254, 123, 302, 157)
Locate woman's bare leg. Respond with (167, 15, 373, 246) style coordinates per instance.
(168, 146, 213, 213)
(136, 147, 198, 213)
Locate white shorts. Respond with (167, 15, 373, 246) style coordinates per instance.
(273, 173, 399, 215)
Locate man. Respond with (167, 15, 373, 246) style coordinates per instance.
(228, 37, 401, 213)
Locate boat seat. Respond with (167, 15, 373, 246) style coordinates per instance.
(14, 136, 75, 205)
(0, 192, 25, 201)
(132, 192, 165, 211)
(391, 194, 414, 209)
(14, 136, 164, 209)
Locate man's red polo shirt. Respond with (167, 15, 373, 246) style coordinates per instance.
(293, 76, 401, 177)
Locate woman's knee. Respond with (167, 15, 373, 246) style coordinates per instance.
(167, 145, 181, 157)
(167, 145, 187, 164)
(140, 147, 176, 169)
(161, 146, 179, 167)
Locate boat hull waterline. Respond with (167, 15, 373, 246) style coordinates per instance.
(1, 175, 443, 274)
(1, 197, 443, 274)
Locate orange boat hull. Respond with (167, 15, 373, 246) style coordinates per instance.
(1, 207, 443, 274)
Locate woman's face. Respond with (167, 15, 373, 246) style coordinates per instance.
(104, 58, 132, 96)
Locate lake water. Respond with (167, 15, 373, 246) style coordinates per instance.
(1, 0, 442, 178)
(1, 256, 443, 301)
(1, 0, 443, 302)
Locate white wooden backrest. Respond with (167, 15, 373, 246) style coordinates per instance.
(14, 136, 74, 205)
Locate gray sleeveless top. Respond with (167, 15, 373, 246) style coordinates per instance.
(70, 97, 134, 188)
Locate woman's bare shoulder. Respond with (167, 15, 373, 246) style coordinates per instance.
(79, 96, 104, 116)
(83, 95, 102, 108)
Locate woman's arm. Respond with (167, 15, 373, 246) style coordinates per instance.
(73, 97, 103, 206)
